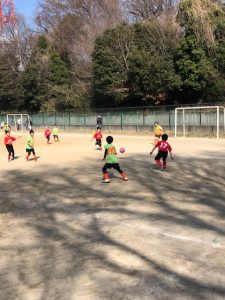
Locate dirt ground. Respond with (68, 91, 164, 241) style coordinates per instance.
(0, 131, 225, 300)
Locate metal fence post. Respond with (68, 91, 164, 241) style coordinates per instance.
(121, 112, 123, 131)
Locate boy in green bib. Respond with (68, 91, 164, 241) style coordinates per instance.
(26, 130, 37, 161)
(102, 136, 128, 183)
(53, 124, 59, 142)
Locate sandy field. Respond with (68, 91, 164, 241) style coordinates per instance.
(0, 131, 225, 300)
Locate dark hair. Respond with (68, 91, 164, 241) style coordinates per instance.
(97, 127, 101, 130)
(162, 134, 168, 141)
(30, 130, 34, 134)
(106, 136, 113, 144)
(154, 122, 159, 125)
(54, 124, 57, 126)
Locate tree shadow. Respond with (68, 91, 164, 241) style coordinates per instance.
(0, 151, 225, 299)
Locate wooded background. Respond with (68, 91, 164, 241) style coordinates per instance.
(1, 0, 225, 112)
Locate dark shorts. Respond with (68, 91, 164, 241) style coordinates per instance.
(26, 148, 35, 155)
(53, 135, 58, 139)
(155, 151, 168, 162)
(6, 144, 14, 155)
(102, 163, 123, 174)
(95, 139, 102, 146)
(155, 134, 161, 138)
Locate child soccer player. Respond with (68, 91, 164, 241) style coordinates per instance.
(153, 122, 163, 145)
(102, 136, 128, 183)
(45, 127, 52, 144)
(150, 134, 174, 171)
(53, 124, 60, 142)
(26, 130, 37, 161)
(92, 127, 103, 150)
(4, 131, 19, 161)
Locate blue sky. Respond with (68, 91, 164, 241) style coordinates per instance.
(14, 0, 38, 23)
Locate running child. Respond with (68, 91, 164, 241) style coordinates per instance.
(102, 136, 128, 183)
(53, 124, 60, 142)
(4, 131, 20, 161)
(26, 130, 37, 161)
(92, 127, 103, 150)
(153, 122, 163, 145)
(150, 134, 174, 171)
(45, 127, 52, 144)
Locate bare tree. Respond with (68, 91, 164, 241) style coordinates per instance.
(127, 0, 178, 19)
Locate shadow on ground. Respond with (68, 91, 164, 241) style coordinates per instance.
(0, 152, 225, 300)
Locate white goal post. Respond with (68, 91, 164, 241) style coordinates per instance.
(174, 106, 225, 139)
(6, 114, 31, 131)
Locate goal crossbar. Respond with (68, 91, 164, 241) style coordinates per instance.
(175, 106, 225, 138)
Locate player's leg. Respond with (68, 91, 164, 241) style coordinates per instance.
(161, 152, 168, 171)
(155, 151, 163, 167)
(113, 163, 128, 181)
(97, 139, 102, 150)
(6, 145, 11, 161)
(32, 149, 37, 161)
(11, 145, 15, 159)
(26, 149, 31, 161)
(102, 163, 111, 183)
(154, 134, 160, 145)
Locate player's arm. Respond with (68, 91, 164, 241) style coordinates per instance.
(103, 149, 108, 160)
(27, 142, 33, 149)
(170, 151, 174, 159)
(91, 133, 96, 141)
(150, 145, 157, 155)
(27, 139, 34, 149)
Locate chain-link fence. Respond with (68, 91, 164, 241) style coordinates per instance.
(1, 103, 225, 136)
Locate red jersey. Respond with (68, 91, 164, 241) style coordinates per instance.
(93, 132, 102, 140)
(45, 129, 51, 137)
(156, 141, 172, 152)
(4, 136, 16, 145)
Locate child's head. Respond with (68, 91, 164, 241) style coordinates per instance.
(162, 134, 168, 141)
(154, 122, 159, 126)
(106, 136, 113, 144)
(30, 130, 34, 136)
(54, 124, 57, 127)
(5, 130, 10, 136)
(97, 127, 101, 132)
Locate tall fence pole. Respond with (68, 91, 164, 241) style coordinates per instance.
(217, 106, 219, 139)
(174, 108, 177, 137)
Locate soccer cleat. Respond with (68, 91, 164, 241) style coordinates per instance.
(102, 173, 110, 183)
(121, 172, 128, 181)
(102, 178, 110, 183)
(161, 166, 166, 171)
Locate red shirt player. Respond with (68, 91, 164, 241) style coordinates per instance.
(150, 134, 174, 171)
(4, 131, 17, 161)
(91, 128, 103, 150)
(45, 127, 52, 144)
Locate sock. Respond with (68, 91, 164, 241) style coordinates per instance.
(163, 161, 167, 167)
(156, 160, 162, 166)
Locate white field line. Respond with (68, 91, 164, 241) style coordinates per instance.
(113, 221, 225, 249)
(144, 227, 224, 249)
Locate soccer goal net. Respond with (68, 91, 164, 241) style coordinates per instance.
(7, 114, 31, 131)
(174, 106, 225, 138)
